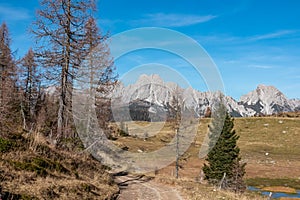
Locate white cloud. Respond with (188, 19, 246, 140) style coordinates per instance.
(223, 60, 241, 64)
(195, 30, 299, 46)
(0, 4, 31, 21)
(131, 13, 217, 27)
(249, 30, 296, 41)
(248, 64, 274, 69)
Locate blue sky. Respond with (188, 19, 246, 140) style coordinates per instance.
(0, 0, 299, 99)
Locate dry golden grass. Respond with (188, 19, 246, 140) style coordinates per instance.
(0, 134, 119, 199)
(235, 117, 300, 180)
(115, 117, 300, 178)
(115, 117, 300, 179)
(153, 175, 266, 200)
(2, 116, 298, 199)
(113, 117, 300, 198)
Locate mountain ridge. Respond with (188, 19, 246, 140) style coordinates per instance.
(111, 74, 299, 118)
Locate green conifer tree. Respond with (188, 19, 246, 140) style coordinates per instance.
(202, 105, 246, 192)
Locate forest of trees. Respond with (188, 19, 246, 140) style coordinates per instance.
(0, 0, 116, 146)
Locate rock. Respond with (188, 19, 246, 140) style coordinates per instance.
(137, 149, 143, 153)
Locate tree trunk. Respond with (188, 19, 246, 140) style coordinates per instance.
(57, 0, 71, 140)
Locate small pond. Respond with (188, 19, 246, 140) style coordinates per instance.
(248, 186, 300, 199)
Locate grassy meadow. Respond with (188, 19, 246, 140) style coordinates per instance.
(112, 116, 300, 199)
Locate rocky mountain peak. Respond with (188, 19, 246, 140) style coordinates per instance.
(112, 74, 298, 118)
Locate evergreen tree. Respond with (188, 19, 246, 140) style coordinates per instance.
(202, 104, 246, 192)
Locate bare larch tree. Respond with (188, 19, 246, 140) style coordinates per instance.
(0, 22, 18, 136)
(32, 0, 96, 140)
(170, 86, 183, 179)
(19, 48, 40, 131)
(82, 17, 117, 138)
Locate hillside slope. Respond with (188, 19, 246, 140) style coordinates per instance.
(0, 134, 119, 199)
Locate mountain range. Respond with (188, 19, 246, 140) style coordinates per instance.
(110, 74, 300, 118)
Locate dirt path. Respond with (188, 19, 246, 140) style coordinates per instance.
(115, 174, 183, 200)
